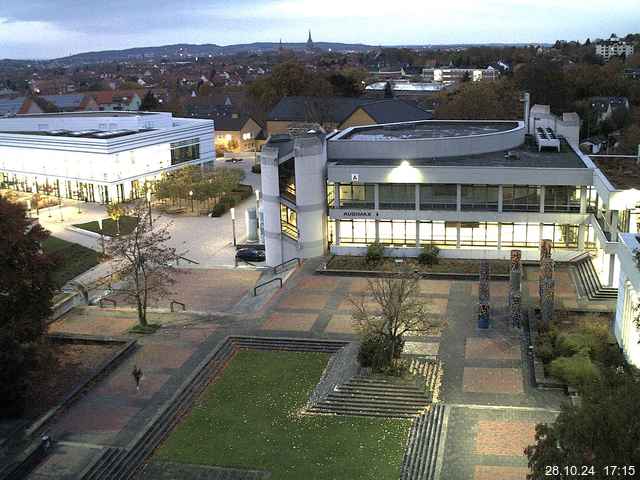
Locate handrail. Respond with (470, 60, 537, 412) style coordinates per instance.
(99, 298, 116, 308)
(254, 277, 282, 296)
(170, 300, 186, 312)
(567, 251, 592, 263)
(272, 257, 301, 274)
(176, 255, 199, 265)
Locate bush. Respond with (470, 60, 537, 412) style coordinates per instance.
(535, 334, 555, 364)
(209, 203, 226, 217)
(251, 164, 261, 174)
(366, 243, 384, 264)
(358, 333, 405, 372)
(549, 354, 600, 387)
(417, 244, 440, 265)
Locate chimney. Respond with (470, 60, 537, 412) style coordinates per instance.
(521, 92, 531, 132)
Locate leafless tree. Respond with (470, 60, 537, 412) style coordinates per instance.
(350, 273, 443, 365)
(105, 201, 178, 327)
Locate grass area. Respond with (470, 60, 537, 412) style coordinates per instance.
(328, 255, 510, 274)
(42, 236, 100, 287)
(156, 350, 411, 480)
(72, 215, 138, 236)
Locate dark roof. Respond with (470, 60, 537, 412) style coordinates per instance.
(267, 96, 373, 123)
(0, 97, 27, 115)
(42, 94, 87, 110)
(355, 100, 433, 124)
(215, 114, 250, 131)
(592, 157, 640, 190)
(267, 96, 433, 125)
(330, 139, 587, 169)
(265, 134, 294, 159)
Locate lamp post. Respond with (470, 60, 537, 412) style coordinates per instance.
(146, 190, 153, 228)
(255, 189, 261, 243)
(230, 207, 237, 247)
(189, 190, 194, 212)
(98, 218, 105, 254)
(58, 197, 64, 222)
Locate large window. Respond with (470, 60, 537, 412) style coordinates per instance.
(502, 185, 540, 212)
(420, 184, 457, 210)
(544, 186, 581, 212)
(170, 138, 200, 165)
(339, 220, 377, 244)
(339, 184, 375, 209)
(379, 184, 415, 210)
(500, 223, 541, 248)
(461, 185, 498, 211)
(419, 221, 458, 247)
(327, 183, 335, 208)
(378, 220, 417, 246)
(542, 224, 579, 249)
(459, 222, 499, 247)
(586, 186, 598, 214)
(280, 204, 298, 240)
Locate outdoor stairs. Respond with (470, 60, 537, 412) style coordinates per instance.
(408, 357, 442, 403)
(400, 404, 448, 480)
(307, 374, 432, 418)
(573, 256, 617, 301)
(78, 336, 348, 480)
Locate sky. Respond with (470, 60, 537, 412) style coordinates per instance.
(0, 0, 639, 59)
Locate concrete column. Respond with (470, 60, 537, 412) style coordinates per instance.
(497, 222, 502, 250)
(498, 185, 503, 213)
(539, 186, 545, 213)
(375, 219, 380, 243)
(260, 145, 283, 267)
(335, 219, 341, 246)
(608, 254, 616, 287)
(456, 223, 461, 249)
(416, 220, 421, 248)
(415, 184, 420, 213)
(334, 183, 340, 208)
(610, 211, 619, 242)
(579, 186, 587, 214)
(578, 223, 586, 250)
(374, 184, 380, 210)
(456, 184, 462, 212)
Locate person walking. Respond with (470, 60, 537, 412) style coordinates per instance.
(132, 365, 143, 392)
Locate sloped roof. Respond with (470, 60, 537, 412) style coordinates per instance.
(91, 90, 140, 105)
(268, 96, 373, 123)
(354, 99, 433, 124)
(42, 94, 87, 110)
(215, 114, 250, 132)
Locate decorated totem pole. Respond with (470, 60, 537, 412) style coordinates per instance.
(539, 239, 555, 327)
(509, 249, 523, 328)
(478, 259, 491, 329)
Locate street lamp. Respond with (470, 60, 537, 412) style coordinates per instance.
(146, 190, 153, 227)
(189, 190, 194, 212)
(58, 197, 64, 222)
(230, 207, 237, 247)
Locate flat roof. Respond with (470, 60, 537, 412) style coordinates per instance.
(592, 157, 640, 190)
(10, 111, 158, 118)
(340, 121, 519, 141)
(0, 128, 155, 139)
(330, 139, 587, 169)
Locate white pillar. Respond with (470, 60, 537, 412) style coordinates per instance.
(539, 186, 545, 213)
(456, 184, 462, 212)
(498, 185, 503, 213)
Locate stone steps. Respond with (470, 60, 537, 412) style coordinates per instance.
(400, 404, 448, 480)
(307, 375, 431, 419)
(574, 257, 617, 301)
(408, 358, 442, 402)
(79, 336, 350, 480)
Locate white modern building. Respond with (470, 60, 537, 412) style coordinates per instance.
(595, 36, 635, 61)
(260, 104, 640, 367)
(0, 111, 214, 203)
(422, 67, 499, 84)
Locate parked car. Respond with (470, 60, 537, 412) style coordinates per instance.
(225, 157, 242, 163)
(236, 248, 265, 262)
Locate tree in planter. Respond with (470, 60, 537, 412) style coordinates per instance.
(417, 244, 440, 266)
(0, 197, 56, 416)
(105, 202, 178, 330)
(350, 273, 443, 372)
(106, 202, 127, 235)
(525, 373, 640, 477)
(366, 242, 384, 265)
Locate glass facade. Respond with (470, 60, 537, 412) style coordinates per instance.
(280, 203, 298, 240)
(542, 223, 579, 248)
(502, 185, 540, 212)
(461, 185, 499, 211)
(419, 221, 458, 247)
(379, 184, 415, 210)
(339, 184, 375, 209)
(170, 138, 200, 165)
(459, 222, 499, 247)
(378, 220, 417, 246)
(420, 184, 457, 210)
(339, 219, 376, 244)
(500, 223, 541, 248)
(544, 186, 581, 212)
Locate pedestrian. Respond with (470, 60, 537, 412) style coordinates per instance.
(132, 365, 143, 392)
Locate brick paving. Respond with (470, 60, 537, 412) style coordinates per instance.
(463, 367, 524, 394)
(474, 465, 529, 480)
(260, 312, 319, 331)
(465, 337, 521, 360)
(475, 420, 537, 456)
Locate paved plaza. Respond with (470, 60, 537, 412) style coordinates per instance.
(26, 259, 582, 479)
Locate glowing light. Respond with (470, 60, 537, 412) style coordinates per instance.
(387, 160, 423, 183)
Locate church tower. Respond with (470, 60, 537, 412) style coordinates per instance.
(306, 30, 314, 50)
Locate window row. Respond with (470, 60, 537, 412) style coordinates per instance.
(335, 219, 587, 249)
(328, 183, 586, 213)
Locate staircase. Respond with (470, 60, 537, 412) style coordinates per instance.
(400, 404, 448, 480)
(306, 374, 431, 418)
(573, 256, 617, 301)
(407, 357, 442, 403)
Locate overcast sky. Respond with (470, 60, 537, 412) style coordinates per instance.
(1, 0, 639, 59)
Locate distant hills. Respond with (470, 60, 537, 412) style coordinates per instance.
(1, 41, 552, 66)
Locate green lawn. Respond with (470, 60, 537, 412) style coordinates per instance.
(42, 236, 100, 287)
(156, 350, 411, 479)
(72, 215, 138, 236)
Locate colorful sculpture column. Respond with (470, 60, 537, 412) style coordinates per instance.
(539, 239, 555, 328)
(509, 250, 523, 328)
(478, 259, 491, 329)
